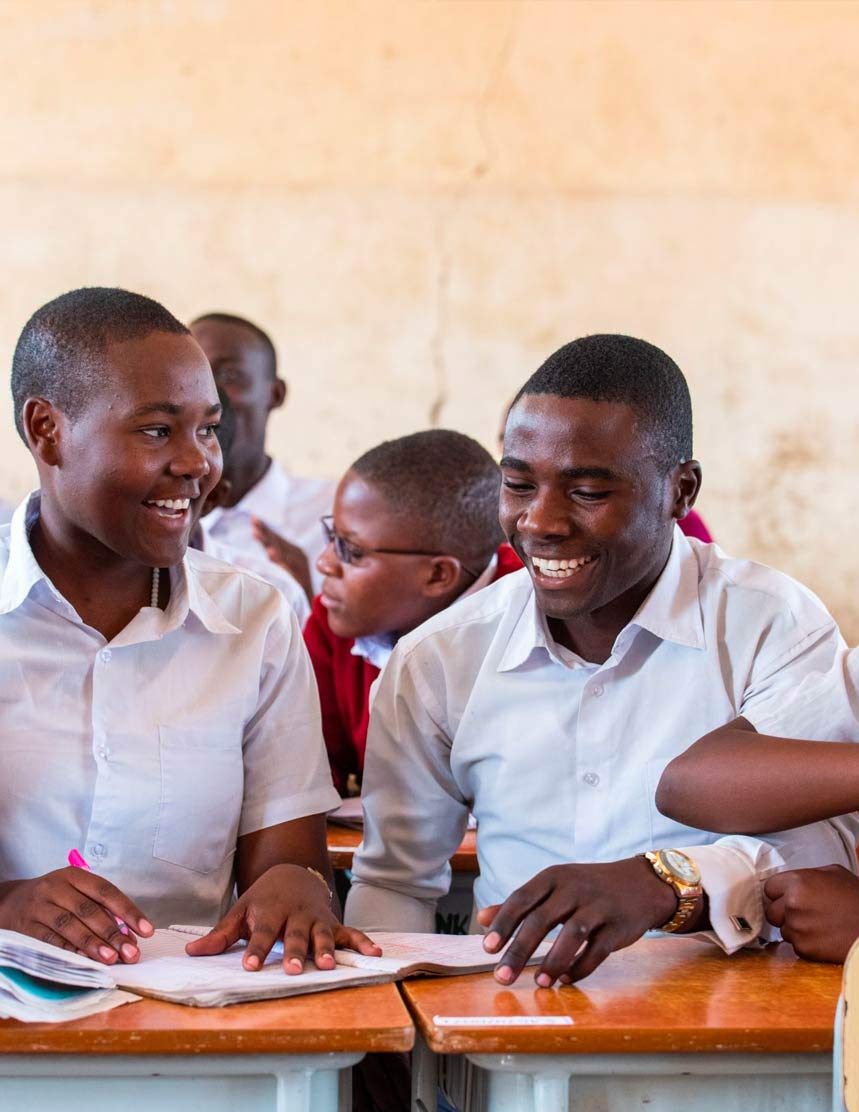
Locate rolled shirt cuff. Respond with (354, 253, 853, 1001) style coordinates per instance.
(672, 842, 765, 954)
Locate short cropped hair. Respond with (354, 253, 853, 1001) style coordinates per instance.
(190, 312, 277, 379)
(351, 430, 503, 571)
(11, 287, 190, 442)
(513, 334, 693, 472)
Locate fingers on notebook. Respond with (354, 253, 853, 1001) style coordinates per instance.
(185, 921, 239, 958)
(281, 919, 312, 974)
(309, 921, 337, 969)
(476, 904, 501, 931)
(242, 922, 285, 971)
(335, 925, 383, 957)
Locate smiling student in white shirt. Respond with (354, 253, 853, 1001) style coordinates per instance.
(0, 287, 378, 975)
(346, 333, 859, 986)
(190, 312, 335, 600)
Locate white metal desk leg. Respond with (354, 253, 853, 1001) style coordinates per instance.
(478, 1061, 570, 1112)
(533, 1071, 571, 1112)
(275, 1065, 332, 1111)
(834, 994, 847, 1112)
(412, 1029, 439, 1112)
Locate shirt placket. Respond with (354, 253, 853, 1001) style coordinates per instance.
(84, 644, 125, 871)
(572, 661, 624, 861)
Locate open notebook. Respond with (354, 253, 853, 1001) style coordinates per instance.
(0, 927, 550, 1016)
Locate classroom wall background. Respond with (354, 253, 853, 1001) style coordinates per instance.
(2, 0, 858, 638)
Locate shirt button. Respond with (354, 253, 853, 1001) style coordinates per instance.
(92, 843, 106, 856)
(589, 684, 604, 697)
(97, 746, 109, 760)
(583, 772, 600, 787)
(100, 649, 112, 663)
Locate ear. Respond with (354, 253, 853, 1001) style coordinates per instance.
(269, 377, 287, 413)
(669, 460, 703, 521)
(22, 398, 62, 467)
(422, 555, 468, 600)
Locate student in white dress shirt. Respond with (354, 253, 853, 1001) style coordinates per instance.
(0, 287, 378, 974)
(346, 333, 859, 986)
(190, 312, 334, 600)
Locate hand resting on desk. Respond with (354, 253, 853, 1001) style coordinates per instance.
(478, 857, 690, 987)
(186, 862, 382, 973)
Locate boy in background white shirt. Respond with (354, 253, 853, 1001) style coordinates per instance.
(0, 287, 378, 975)
(347, 333, 858, 987)
(191, 312, 334, 601)
(189, 389, 310, 626)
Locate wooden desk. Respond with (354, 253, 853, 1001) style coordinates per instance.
(0, 983, 413, 1112)
(402, 935, 842, 1112)
(327, 822, 479, 874)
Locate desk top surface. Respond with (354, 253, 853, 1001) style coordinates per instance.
(402, 935, 842, 1055)
(0, 982, 414, 1056)
(327, 823, 479, 873)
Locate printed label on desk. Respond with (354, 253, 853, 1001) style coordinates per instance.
(432, 1015, 574, 1027)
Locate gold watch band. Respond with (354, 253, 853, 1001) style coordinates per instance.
(643, 850, 703, 933)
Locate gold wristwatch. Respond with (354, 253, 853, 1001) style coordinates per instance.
(643, 849, 703, 933)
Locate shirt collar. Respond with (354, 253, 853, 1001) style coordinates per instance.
(168, 553, 242, 637)
(627, 527, 705, 650)
(351, 631, 398, 670)
(497, 526, 705, 672)
(0, 492, 55, 615)
(205, 459, 290, 532)
(0, 492, 239, 639)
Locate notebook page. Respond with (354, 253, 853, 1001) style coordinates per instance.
(114, 929, 384, 1004)
(332, 932, 550, 974)
(0, 928, 112, 989)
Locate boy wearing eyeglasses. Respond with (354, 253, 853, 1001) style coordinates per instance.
(285, 430, 521, 795)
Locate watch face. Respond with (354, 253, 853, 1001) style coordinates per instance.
(660, 849, 700, 885)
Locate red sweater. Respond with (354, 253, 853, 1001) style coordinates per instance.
(304, 544, 523, 793)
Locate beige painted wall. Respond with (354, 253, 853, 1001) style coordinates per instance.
(2, 0, 859, 635)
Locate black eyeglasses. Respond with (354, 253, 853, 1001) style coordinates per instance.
(320, 516, 479, 578)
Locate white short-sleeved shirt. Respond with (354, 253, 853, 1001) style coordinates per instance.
(200, 532, 311, 627)
(203, 459, 334, 595)
(745, 647, 859, 742)
(0, 494, 339, 927)
(347, 529, 859, 951)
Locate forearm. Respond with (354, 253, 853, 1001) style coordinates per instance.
(236, 814, 334, 894)
(658, 721, 859, 834)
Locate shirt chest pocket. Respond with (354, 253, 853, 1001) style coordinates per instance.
(153, 726, 245, 875)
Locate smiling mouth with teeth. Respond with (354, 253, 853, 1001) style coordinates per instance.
(144, 497, 191, 516)
(530, 554, 597, 579)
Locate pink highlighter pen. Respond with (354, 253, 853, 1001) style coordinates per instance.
(67, 848, 129, 936)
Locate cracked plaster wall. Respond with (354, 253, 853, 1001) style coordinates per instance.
(1, 0, 859, 636)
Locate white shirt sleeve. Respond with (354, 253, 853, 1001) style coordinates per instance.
(743, 647, 859, 743)
(678, 815, 859, 952)
(679, 623, 859, 951)
(346, 646, 468, 932)
(238, 604, 340, 836)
